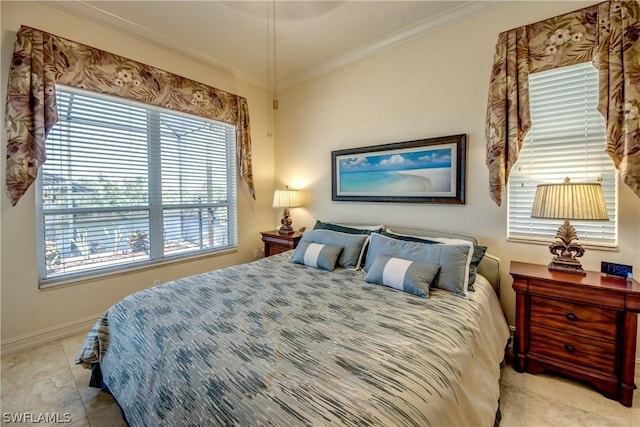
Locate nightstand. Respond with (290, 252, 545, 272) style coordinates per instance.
(260, 230, 303, 257)
(510, 261, 640, 407)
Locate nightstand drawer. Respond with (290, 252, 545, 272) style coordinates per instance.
(529, 279, 624, 309)
(267, 245, 291, 256)
(261, 230, 303, 258)
(529, 325, 616, 374)
(530, 296, 617, 340)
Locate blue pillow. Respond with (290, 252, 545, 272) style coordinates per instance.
(364, 255, 440, 298)
(292, 242, 343, 271)
(299, 229, 369, 269)
(365, 233, 472, 297)
(314, 221, 383, 268)
(468, 245, 487, 290)
(381, 230, 483, 291)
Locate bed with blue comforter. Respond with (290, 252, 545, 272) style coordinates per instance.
(77, 228, 510, 427)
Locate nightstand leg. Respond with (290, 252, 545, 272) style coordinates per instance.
(513, 290, 528, 372)
(620, 312, 637, 407)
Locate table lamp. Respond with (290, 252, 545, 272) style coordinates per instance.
(272, 187, 301, 234)
(531, 177, 608, 275)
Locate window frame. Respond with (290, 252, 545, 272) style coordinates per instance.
(36, 86, 238, 287)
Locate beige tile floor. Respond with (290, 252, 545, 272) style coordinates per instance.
(1, 333, 638, 426)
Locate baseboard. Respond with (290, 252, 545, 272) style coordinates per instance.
(0, 314, 100, 357)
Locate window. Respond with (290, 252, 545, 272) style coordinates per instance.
(508, 62, 617, 247)
(37, 86, 237, 286)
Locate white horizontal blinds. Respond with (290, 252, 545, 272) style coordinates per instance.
(38, 85, 237, 283)
(507, 62, 617, 247)
(158, 111, 236, 255)
(42, 88, 152, 279)
(45, 89, 150, 208)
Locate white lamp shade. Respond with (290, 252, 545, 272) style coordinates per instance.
(531, 181, 608, 221)
(272, 189, 301, 208)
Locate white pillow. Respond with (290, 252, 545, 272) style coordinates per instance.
(337, 223, 385, 231)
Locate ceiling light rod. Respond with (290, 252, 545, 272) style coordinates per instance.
(273, 0, 278, 110)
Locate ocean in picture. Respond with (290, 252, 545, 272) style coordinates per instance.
(339, 167, 452, 194)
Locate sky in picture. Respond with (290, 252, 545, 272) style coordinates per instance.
(339, 148, 451, 173)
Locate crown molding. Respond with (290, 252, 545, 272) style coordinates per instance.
(41, 0, 508, 91)
(41, 1, 267, 89)
(279, 1, 509, 89)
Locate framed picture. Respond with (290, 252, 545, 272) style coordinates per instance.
(331, 134, 466, 204)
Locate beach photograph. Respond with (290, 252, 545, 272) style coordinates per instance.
(336, 145, 456, 197)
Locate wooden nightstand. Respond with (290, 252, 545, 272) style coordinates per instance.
(260, 230, 303, 257)
(510, 261, 640, 407)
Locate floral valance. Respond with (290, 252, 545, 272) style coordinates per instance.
(5, 26, 255, 206)
(485, 1, 640, 206)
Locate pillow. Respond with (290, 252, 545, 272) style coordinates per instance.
(365, 233, 472, 297)
(313, 220, 382, 235)
(364, 255, 439, 298)
(378, 230, 440, 244)
(336, 223, 385, 232)
(299, 229, 369, 269)
(468, 245, 488, 290)
(292, 242, 343, 271)
(313, 221, 383, 269)
(383, 229, 484, 291)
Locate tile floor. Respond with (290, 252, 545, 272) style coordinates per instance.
(1, 333, 638, 426)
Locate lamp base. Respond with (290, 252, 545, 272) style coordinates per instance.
(547, 258, 586, 275)
(278, 225, 294, 234)
(279, 208, 294, 234)
(547, 219, 586, 275)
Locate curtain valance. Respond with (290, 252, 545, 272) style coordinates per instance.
(5, 26, 255, 206)
(485, 1, 640, 206)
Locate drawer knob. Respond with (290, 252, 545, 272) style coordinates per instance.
(564, 344, 576, 353)
(566, 313, 577, 321)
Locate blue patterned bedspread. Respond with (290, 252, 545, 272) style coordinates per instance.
(76, 253, 509, 427)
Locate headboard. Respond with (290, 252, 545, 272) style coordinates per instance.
(341, 224, 501, 295)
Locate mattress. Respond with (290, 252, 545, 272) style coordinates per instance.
(77, 252, 510, 426)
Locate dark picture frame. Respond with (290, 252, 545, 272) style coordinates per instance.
(331, 134, 466, 204)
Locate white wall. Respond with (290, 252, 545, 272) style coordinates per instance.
(275, 0, 640, 342)
(0, 1, 275, 351)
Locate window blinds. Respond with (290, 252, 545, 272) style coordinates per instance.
(37, 86, 237, 284)
(507, 62, 617, 247)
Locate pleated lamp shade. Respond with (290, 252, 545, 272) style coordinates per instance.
(272, 190, 301, 208)
(531, 181, 608, 221)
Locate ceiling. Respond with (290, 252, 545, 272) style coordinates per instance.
(44, 1, 508, 90)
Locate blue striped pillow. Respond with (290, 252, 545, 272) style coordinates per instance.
(299, 229, 368, 269)
(364, 254, 440, 298)
(365, 233, 472, 298)
(292, 241, 343, 271)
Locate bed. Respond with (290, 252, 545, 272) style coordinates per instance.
(76, 225, 510, 427)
